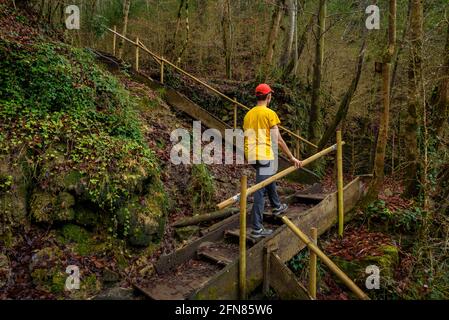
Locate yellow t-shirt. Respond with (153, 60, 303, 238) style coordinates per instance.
(243, 105, 281, 161)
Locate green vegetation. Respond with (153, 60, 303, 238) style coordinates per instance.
(0, 37, 167, 245)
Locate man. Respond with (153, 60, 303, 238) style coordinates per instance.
(243, 83, 302, 238)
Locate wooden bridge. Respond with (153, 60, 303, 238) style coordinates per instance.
(94, 28, 371, 300)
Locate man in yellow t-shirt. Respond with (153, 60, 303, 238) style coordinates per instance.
(243, 83, 302, 238)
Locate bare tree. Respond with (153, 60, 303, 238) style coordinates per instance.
(308, 0, 326, 146)
(365, 0, 397, 201)
(262, 0, 285, 78)
(118, 0, 132, 60)
(221, 0, 233, 79)
(403, 0, 423, 197)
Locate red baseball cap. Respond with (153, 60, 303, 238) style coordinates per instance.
(255, 83, 274, 96)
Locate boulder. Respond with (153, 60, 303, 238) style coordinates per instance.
(175, 225, 200, 241)
(30, 190, 76, 223)
(116, 194, 165, 247)
(0, 253, 11, 288)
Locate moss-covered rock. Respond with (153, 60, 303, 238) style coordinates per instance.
(332, 244, 400, 289)
(116, 193, 166, 247)
(59, 224, 107, 256)
(29, 246, 66, 293)
(30, 190, 76, 223)
(74, 206, 102, 227)
(0, 155, 28, 241)
(175, 225, 200, 241)
(0, 253, 11, 288)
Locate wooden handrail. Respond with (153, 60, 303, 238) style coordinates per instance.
(106, 27, 318, 149)
(282, 216, 370, 300)
(217, 143, 342, 210)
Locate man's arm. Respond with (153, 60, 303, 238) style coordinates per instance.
(272, 125, 302, 168)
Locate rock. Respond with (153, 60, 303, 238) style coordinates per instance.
(116, 195, 165, 247)
(128, 213, 161, 247)
(30, 190, 76, 223)
(93, 287, 135, 300)
(102, 268, 120, 284)
(0, 155, 28, 239)
(175, 225, 200, 241)
(30, 190, 57, 223)
(0, 253, 12, 288)
(74, 206, 101, 227)
(333, 244, 400, 289)
(29, 246, 66, 293)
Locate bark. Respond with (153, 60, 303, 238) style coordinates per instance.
(365, 0, 397, 201)
(221, 0, 233, 79)
(433, 20, 449, 138)
(118, 0, 131, 60)
(262, 0, 285, 78)
(317, 38, 366, 150)
(177, 0, 190, 64)
(403, 0, 423, 198)
(308, 0, 326, 146)
(280, 0, 296, 68)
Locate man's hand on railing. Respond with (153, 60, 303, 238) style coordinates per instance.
(290, 156, 303, 169)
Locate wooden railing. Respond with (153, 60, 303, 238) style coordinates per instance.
(106, 27, 318, 150)
(225, 131, 368, 300)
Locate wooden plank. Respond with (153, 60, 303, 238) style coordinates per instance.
(189, 176, 370, 300)
(225, 228, 257, 245)
(198, 250, 233, 266)
(155, 213, 239, 273)
(269, 252, 311, 300)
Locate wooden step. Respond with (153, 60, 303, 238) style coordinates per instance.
(287, 193, 327, 205)
(197, 243, 237, 266)
(224, 228, 258, 244)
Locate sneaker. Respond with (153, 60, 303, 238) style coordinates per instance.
(251, 228, 273, 238)
(272, 203, 288, 216)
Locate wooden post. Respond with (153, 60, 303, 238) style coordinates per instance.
(309, 227, 317, 299)
(112, 26, 117, 56)
(135, 37, 140, 71)
(160, 56, 165, 84)
(239, 175, 247, 300)
(281, 216, 370, 300)
(337, 130, 344, 237)
(233, 98, 238, 129)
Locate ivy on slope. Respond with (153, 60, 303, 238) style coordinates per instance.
(0, 38, 166, 245)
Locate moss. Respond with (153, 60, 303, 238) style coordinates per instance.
(30, 190, 76, 223)
(61, 224, 90, 243)
(116, 193, 166, 247)
(333, 244, 400, 290)
(74, 206, 101, 227)
(175, 225, 199, 241)
(188, 164, 216, 214)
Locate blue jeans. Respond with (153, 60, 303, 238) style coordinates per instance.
(251, 160, 281, 230)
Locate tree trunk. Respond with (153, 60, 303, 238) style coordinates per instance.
(308, 0, 326, 147)
(221, 0, 233, 79)
(118, 0, 131, 60)
(433, 20, 449, 139)
(317, 37, 366, 149)
(177, 0, 190, 65)
(403, 0, 423, 198)
(365, 0, 396, 201)
(280, 0, 296, 68)
(262, 0, 285, 78)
